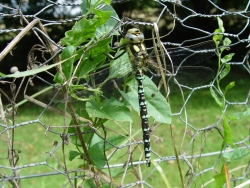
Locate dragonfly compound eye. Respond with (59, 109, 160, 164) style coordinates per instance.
(125, 28, 145, 43)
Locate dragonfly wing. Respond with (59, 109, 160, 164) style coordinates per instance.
(149, 66, 215, 93)
(150, 41, 216, 67)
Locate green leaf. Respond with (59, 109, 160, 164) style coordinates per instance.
(84, 179, 96, 187)
(108, 51, 132, 79)
(0, 72, 5, 76)
(224, 81, 235, 93)
(120, 76, 172, 124)
(86, 100, 109, 119)
(86, 97, 132, 122)
(81, 0, 98, 14)
(60, 46, 76, 80)
(95, 6, 119, 38)
(68, 124, 94, 147)
(223, 37, 231, 46)
(217, 17, 225, 33)
(61, 18, 98, 46)
(53, 71, 64, 83)
(4, 57, 72, 78)
(214, 173, 226, 188)
(60, 9, 113, 46)
(222, 115, 233, 146)
(210, 87, 223, 107)
(90, 38, 113, 56)
(88, 135, 126, 168)
(94, 6, 113, 39)
(104, 0, 111, 5)
(219, 64, 230, 80)
(91, 135, 126, 152)
(223, 148, 250, 163)
(88, 136, 107, 168)
(229, 107, 250, 121)
(75, 37, 112, 77)
(69, 150, 81, 161)
(221, 53, 234, 64)
(213, 28, 223, 44)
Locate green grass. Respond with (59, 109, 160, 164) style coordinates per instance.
(1, 75, 249, 188)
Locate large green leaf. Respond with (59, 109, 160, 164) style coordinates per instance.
(120, 75, 172, 124)
(222, 148, 250, 163)
(88, 134, 126, 168)
(229, 107, 250, 121)
(86, 97, 132, 122)
(95, 6, 119, 39)
(75, 37, 112, 77)
(214, 173, 226, 188)
(60, 10, 112, 46)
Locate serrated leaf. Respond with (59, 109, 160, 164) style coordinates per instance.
(61, 18, 98, 46)
(223, 148, 250, 163)
(210, 87, 223, 107)
(60, 9, 112, 47)
(120, 76, 172, 124)
(93, 9, 112, 27)
(229, 107, 250, 121)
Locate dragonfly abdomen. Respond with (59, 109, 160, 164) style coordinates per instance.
(136, 69, 151, 167)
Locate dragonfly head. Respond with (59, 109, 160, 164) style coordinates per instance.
(125, 28, 145, 43)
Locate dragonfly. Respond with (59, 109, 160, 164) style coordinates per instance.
(58, 28, 215, 167)
(124, 28, 152, 167)
(113, 28, 215, 167)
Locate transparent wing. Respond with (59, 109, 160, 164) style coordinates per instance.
(55, 41, 216, 104)
(149, 40, 216, 67)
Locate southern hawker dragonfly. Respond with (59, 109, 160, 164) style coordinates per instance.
(59, 28, 216, 167)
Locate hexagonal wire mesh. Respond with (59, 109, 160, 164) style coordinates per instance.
(0, 0, 250, 187)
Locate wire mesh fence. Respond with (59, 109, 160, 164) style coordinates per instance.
(0, 0, 250, 187)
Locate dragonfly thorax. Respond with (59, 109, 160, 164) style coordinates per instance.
(126, 43, 148, 71)
(125, 28, 149, 71)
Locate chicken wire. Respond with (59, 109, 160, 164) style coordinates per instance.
(0, 0, 250, 187)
